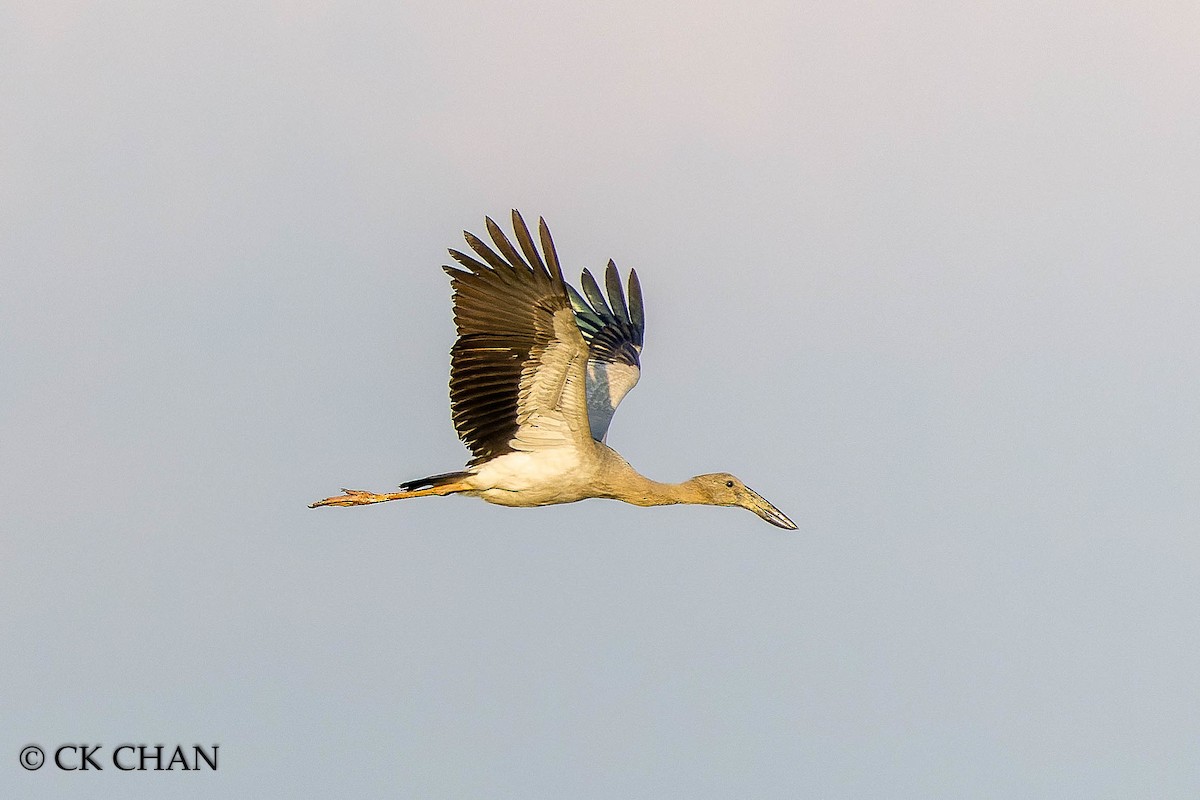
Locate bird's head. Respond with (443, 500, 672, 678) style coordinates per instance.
(688, 473, 797, 530)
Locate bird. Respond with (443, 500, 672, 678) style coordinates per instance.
(310, 210, 797, 529)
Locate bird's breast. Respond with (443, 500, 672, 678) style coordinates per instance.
(468, 447, 601, 507)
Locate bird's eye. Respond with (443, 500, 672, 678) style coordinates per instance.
(725, 480, 734, 488)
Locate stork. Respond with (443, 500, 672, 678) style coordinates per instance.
(310, 211, 796, 529)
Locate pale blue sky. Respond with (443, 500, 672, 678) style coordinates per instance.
(3, 2, 1198, 797)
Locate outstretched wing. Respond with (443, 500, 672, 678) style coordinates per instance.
(444, 211, 592, 467)
(567, 262, 645, 442)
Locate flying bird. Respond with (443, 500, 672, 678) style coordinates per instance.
(310, 211, 796, 529)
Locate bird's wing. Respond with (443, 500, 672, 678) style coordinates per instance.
(444, 211, 593, 467)
(567, 262, 645, 442)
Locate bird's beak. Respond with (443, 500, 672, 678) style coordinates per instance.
(742, 488, 798, 530)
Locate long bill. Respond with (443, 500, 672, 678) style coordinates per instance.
(743, 488, 798, 530)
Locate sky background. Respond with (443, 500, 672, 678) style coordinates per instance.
(2, 1, 1198, 797)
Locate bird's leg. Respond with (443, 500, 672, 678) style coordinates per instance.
(308, 482, 467, 508)
(309, 489, 407, 507)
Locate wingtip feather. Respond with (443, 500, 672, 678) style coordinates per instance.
(510, 210, 546, 272)
(538, 217, 565, 284)
(604, 260, 630, 323)
(627, 268, 644, 343)
(580, 269, 610, 315)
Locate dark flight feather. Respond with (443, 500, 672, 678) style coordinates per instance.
(443, 210, 572, 466)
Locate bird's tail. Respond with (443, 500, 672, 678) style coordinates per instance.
(398, 471, 473, 493)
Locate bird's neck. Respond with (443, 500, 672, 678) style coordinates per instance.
(599, 450, 707, 507)
(622, 477, 707, 507)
